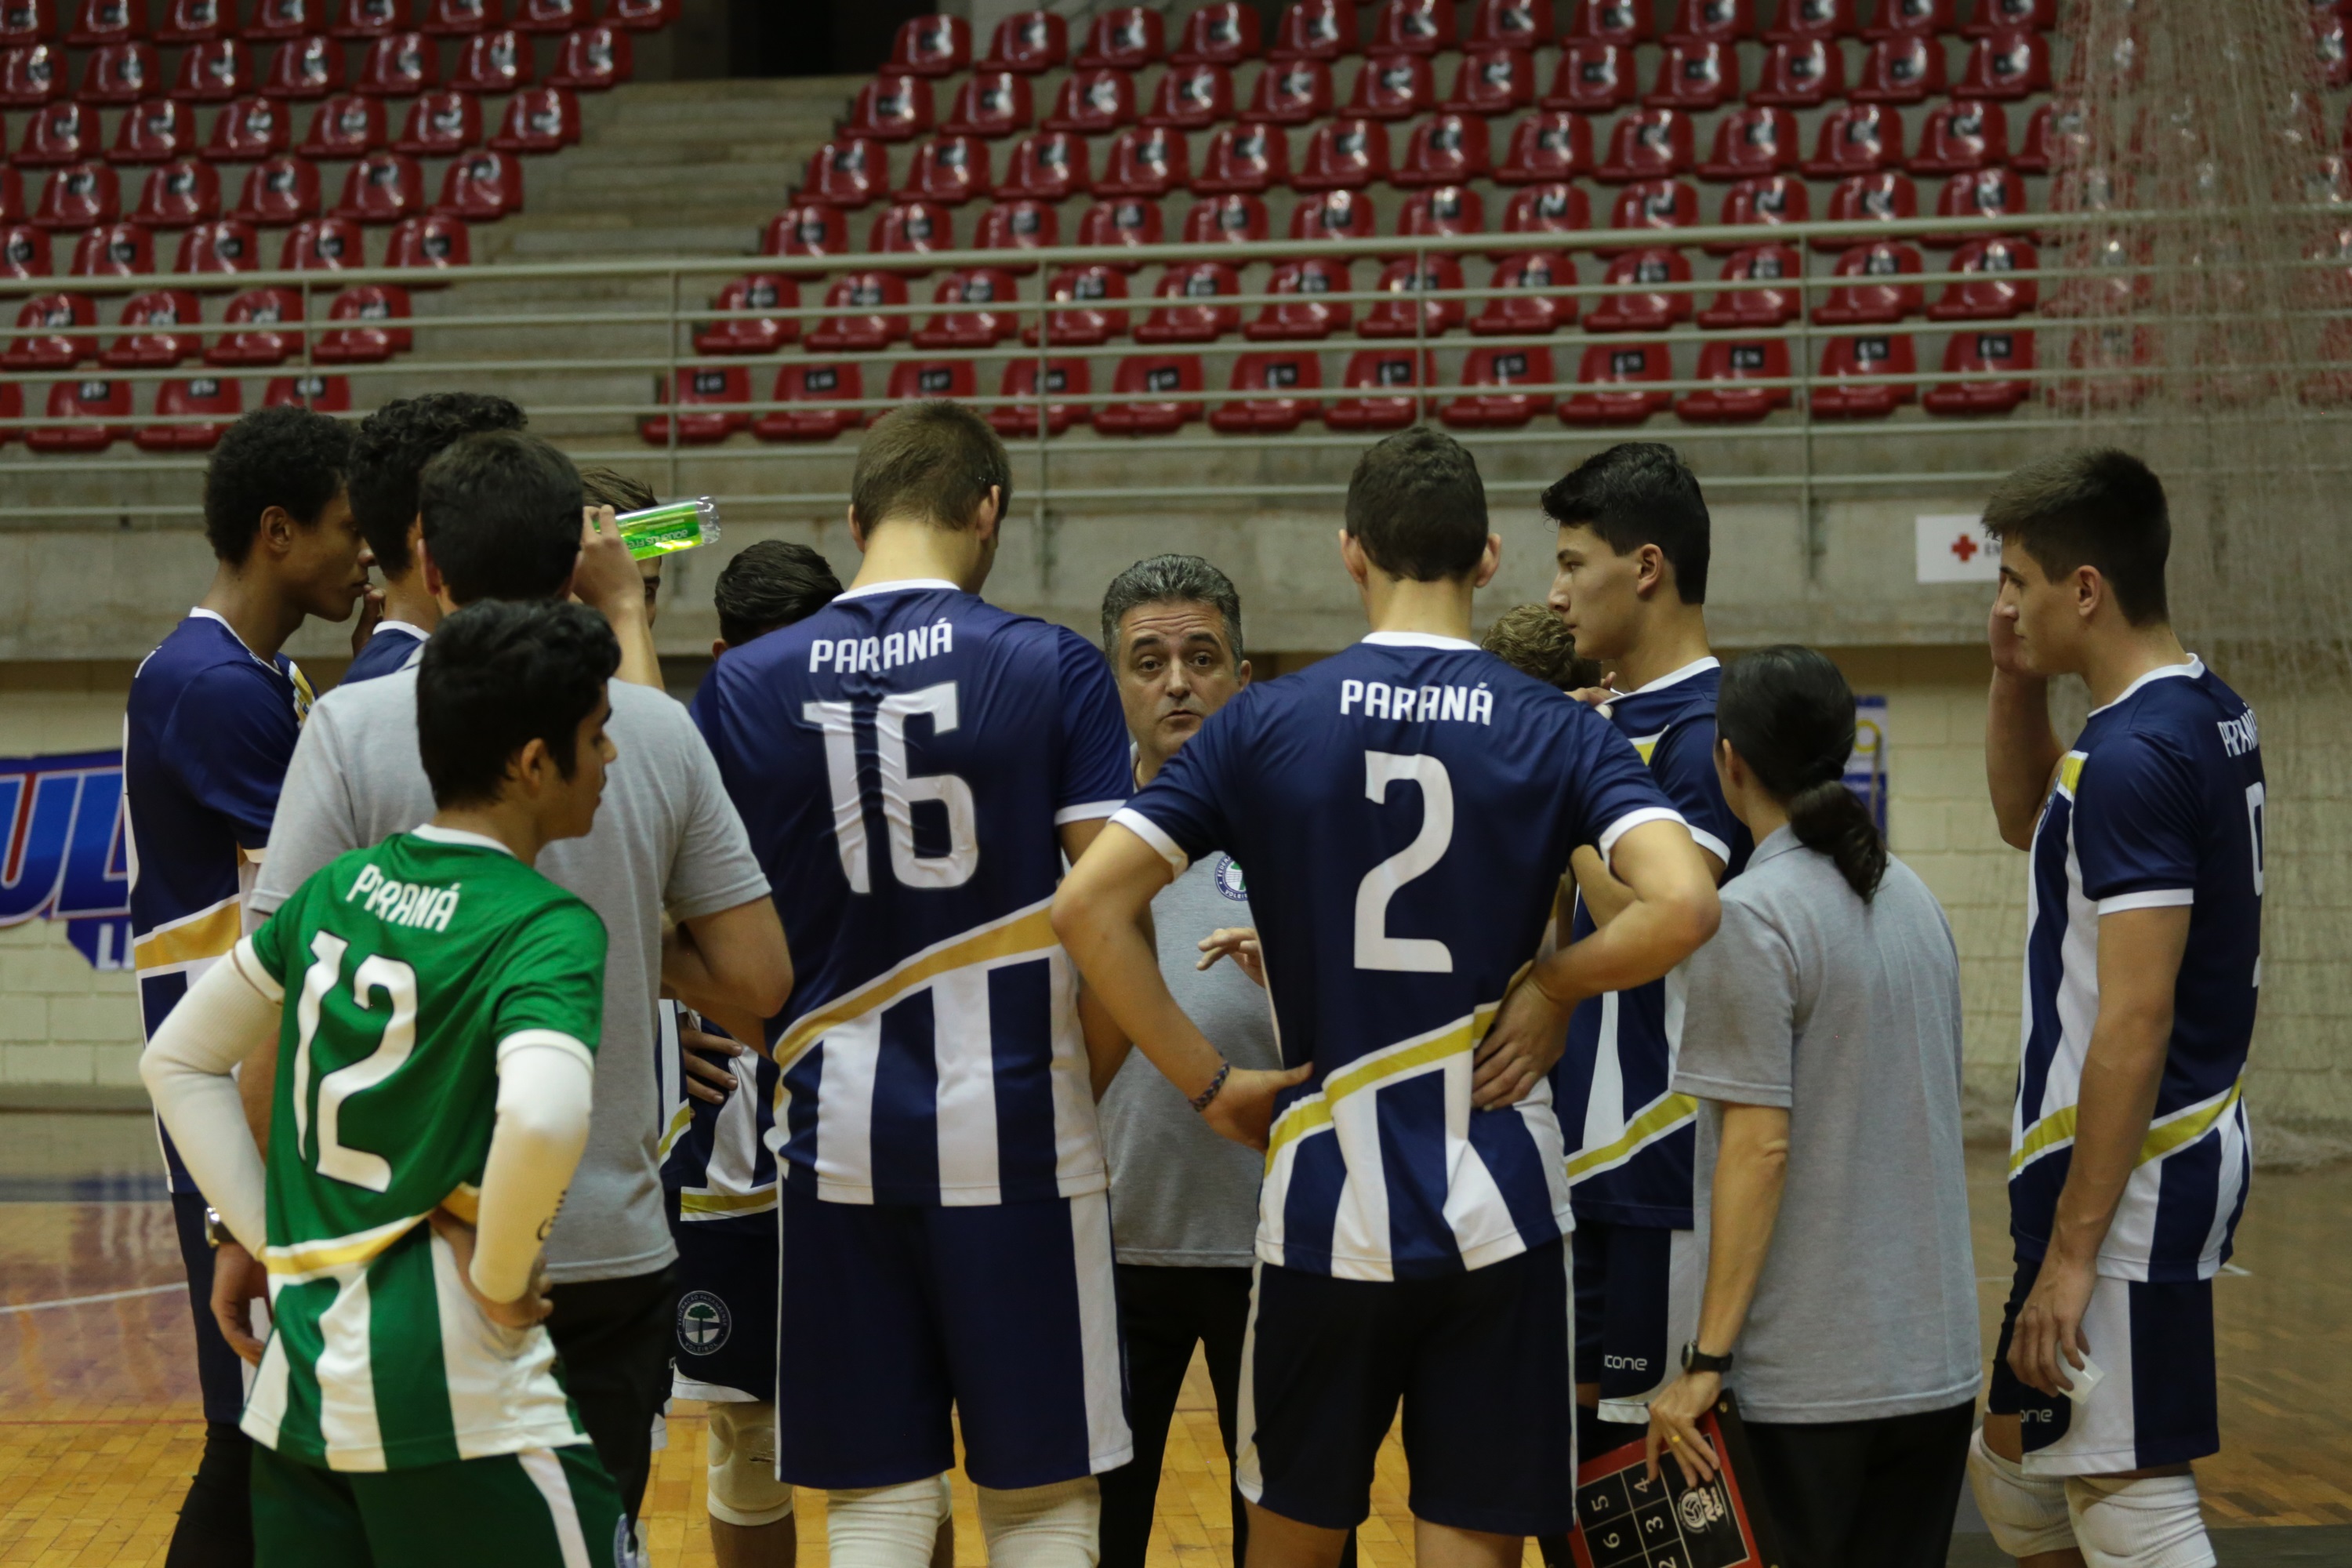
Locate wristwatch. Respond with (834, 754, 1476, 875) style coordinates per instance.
(1681, 1341, 1733, 1375)
(202, 1206, 241, 1252)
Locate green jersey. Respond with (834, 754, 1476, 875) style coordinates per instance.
(239, 825, 608, 1473)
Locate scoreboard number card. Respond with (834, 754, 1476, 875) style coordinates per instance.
(1568, 1394, 1784, 1568)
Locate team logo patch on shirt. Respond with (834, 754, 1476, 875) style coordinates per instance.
(677, 1290, 731, 1355)
(1213, 855, 1248, 902)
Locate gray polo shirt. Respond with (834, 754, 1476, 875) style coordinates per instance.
(1098, 849, 1280, 1267)
(254, 669, 771, 1286)
(1675, 826, 1980, 1424)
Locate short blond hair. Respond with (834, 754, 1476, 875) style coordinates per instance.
(1481, 604, 1602, 691)
(851, 401, 1012, 532)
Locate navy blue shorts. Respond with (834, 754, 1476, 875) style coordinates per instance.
(1571, 1220, 1700, 1424)
(775, 1184, 1130, 1492)
(670, 1211, 779, 1403)
(1237, 1239, 1577, 1537)
(170, 1189, 249, 1425)
(1986, 1251, 2219, 1475)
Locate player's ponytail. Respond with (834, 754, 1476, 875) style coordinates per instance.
(1717, 646, 1888, 902)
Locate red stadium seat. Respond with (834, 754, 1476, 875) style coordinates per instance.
(1357, 254, 1463, 337)
(1765, 0, 1856, 39)
(130, 158, 220, 227)
(172, 37, 250, 100)
(1290, 185, 1379, 246)
(114, 98, 198, 163)
(313, 280, 411, 361)
(437, 147, 523, 220)
(514, 0, 587, 32)
(448, 27, 525, 93)
(1025, 263, 1129, 345)
(866, 198, 951, 271)
(2049, 322, 2154, 411)
(973, 198, 1058, 270)
(762, 201, 849, 260)
(889, 14, 970, 78)
(751, 361, 864, 441)
(807, 270, 910, 351)
(384, 209, 467, 275)
(1811, 332, 1916, 416)
(1665, 0, 1752, 42)
(1710, 174, 1806, 252)
(206, 96, 289, 161)
(1697, 243, 1801, 327)
(173, 217, 259, 279)
(0, 167, 16, 224)
(16, 101, 96, 166)
(136, 375, 241, 450)
(1327, 346, 1433, 429)
(1211, 349, 1322, 431)
(913, 267, 1021, 349)
(1969, 0, 2052, 34)
(800, 137, 889, 209)
(1677, 336, 1789, 422)
(643, 364, 749, 444)
(249, 0, 322, 39)
(1851, 36, 1944, 103)
(607, 0, 678, 29)
(694, 273, 797, 354)
(105, 289, 201, 366)
(1804, 103, 1904, 176)
(1568, 0, 1648, 42)
(280, 213, 365, 270)
(2, 292, 97, 368)
(1923, 326, 2031, 414)
(1348, 51, 1435, 119)
(849, 73, 933, 141)
(1748, 38, 1843, 106)
(1246, 256, 1352, 339)
(332, 150, 423, 223)
(1820, 171, 1918, 251)
(1075, 6, 1163, 69)
(1597, 107, 1694, 182)
(1393, 183, 1483, 252)
(1929, 166, 2026, 245)
(1644, 39, 1736, 110)
(1143, 62, 1230, 129)
(33, 162, 118, 230)
(396, 89, 480, 154)
(0, 0, 53, 44)
(83, 41, 160, 102)
(1700, 104, 1798, 180)
(1193, 124, 1289, 192)
(263, 372, 351, 412)
(262, 35, 344, 100)
(1076, 194, 1164, 266)
(1603, 178, 1698, 251)
(1497, 111, 1589, 182)
(1097, 125, 1190, 197)
(1911, 99, 2007, 173)
(1241, 57, 1332, 123)
(27, 376, 131, 450)
(1584, 247, 1693, 331)
(995, 130, 1089, 201)
(548, 24, 630, 89)
(0, 223, 48, 280)
(1446, 45, 1535, 114)
(1559, 338, 1671, 424)
(492, 86, 582, 151)
(1959, 31, 2049, 99)
(1500, 180, 1589, 244)
(1096, 354, 1205, 434)
(1442, 344, 1554, 427)
(988, 357, 1088, 437)
(1183, 191, 1269, 246)
(1542, 40, 1634, 111)
(1864, 0, 1948, 38)
(333, 0, 411, 38)
(205, 285, 303, 365)
(946, 71, 1034, 137)
(1813, 240, 1922, 322)
(978, 9, 1065, 73)
(1468, 0, 1553, 46)
(898, 134, 993, 205)
(1136, 260, 1242, 343)
(1370, 0, 1454, 53)
(68, 0, 142, 47)
(303, 92, 386, 155)
(1173, 4, 1258, 65)
(0, 43, 64, 107)
(886, 358, 978, 405)
(1929, 235, 2036, 320)
(67, 220, 152, 278)
(1472, 249, 1574, 335)
(1268, 0, 1356, 62)
(1295, 116, 1391, 190)
(1396, 112, 1492, 186)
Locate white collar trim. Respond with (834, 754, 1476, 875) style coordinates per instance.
(1362, 630, 1481, 652)
(187, 608, 274, 669)
(412, 824, 516, 858)
(1627, 655, 1721, 697)
(835, 578, 962, 602)
(373, 620, 430, 642)
(2090, 656, 2203, 717)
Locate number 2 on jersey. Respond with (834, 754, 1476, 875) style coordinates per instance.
(290, 931, 418, 1193)
(806, 680, 981, 894)
(1356, 750, 1454, 973)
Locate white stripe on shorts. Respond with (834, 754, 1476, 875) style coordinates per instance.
(1070, 1190, 1134, 1472)
(2021, 1275, 2144, 1478)
(517, 1447, 593, 1568)
(1233, 1261, 1265, 1504)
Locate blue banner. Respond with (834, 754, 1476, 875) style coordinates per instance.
(0, 749, 131, 970)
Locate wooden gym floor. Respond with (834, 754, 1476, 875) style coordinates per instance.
(2, 1112, 2348, 1567)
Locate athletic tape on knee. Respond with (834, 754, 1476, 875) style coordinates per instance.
(827, 1475, 951, 1568)
(2065, 1473, 2217, 1568)
(706, 1401, 794, 1529)
(1968, 1428, 2075, 1559)
(975, 1477, 1102, 1568)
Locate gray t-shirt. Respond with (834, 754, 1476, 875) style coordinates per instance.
(254, 670, 771, 1285)
(1675, 826, 1980, 1424)
(1098, 849, 1280, 1267)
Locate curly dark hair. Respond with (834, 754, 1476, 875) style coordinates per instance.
(201, 405, 354, 566)
(348, 393, 527, 575)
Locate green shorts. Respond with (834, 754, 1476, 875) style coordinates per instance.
(252, 1440, 621, 1567)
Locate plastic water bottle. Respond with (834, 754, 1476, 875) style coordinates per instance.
(613, 497, 721, 561)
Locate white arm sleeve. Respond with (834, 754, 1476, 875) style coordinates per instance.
(471, 1033, 596, 1304)
(140, 938, 283, 1250)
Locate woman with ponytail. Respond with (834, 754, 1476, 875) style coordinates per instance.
(1642, 647, 1979, 1567)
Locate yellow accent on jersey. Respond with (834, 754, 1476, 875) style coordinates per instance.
(133, 897, 241, 975)
(679, 1188, 781, 1218)
(1565, 1091, 1698, 1182)
(768, 899, 1059, 1073)
(2058, 751, 2086, 797)
(2008, 1071, 2245, 1177)
(1263, 997, 1505, 1169)
(261, 1211, 431, 1282)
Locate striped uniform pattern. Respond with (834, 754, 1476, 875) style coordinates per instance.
(240, 828, 607, 1471)
(659, 1002, 782, 1221)
(1117, 633, 1682, 1282)
(2011, 659, 2263, 1283)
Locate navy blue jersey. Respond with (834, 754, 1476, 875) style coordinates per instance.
(1553, 659, 1753, 1229)
(657, 1003, 782, 1221)
(124, 611, 314, 1191)
(2011, 659, 2261, 1283)
(1118, 633, 1682, 1282)
(339, 620, 426, 685)
(691, 579, 1131, 1207)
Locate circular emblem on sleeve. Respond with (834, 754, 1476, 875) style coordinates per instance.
(1211, 855, 1248, 902)
(677, 1290, 731, 1356)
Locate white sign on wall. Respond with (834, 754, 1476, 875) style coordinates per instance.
(1916, 514, 2002, 583)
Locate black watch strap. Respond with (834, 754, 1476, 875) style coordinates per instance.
(1682, 1341, 1733, 1375)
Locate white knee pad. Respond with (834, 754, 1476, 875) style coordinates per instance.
(2065, 1473, 2216, 1568)
(1968, 1428, 2076, 1559)
(975, 1477, 1101, 1568)
(706, 1400, 795, 1529)
(827, 1475, 953, 1568)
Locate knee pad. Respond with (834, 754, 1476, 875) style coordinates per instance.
(975, 1477, 1101, 1568)
(706, 1401, 795, 1529)
(1967, 1427, 2075, 1559)
(2065, 1473, 2216, 1568)
(827, 1475, 951, 1568)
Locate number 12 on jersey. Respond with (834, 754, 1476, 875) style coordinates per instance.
(806, 680, 981, 894)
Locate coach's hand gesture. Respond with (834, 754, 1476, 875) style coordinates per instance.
(1196, 926, 1266, 989)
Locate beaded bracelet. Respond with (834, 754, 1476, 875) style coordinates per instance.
(1189, 1059, 1232, 1113)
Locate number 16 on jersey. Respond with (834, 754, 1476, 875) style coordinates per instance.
(805, 680, 980, 893)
